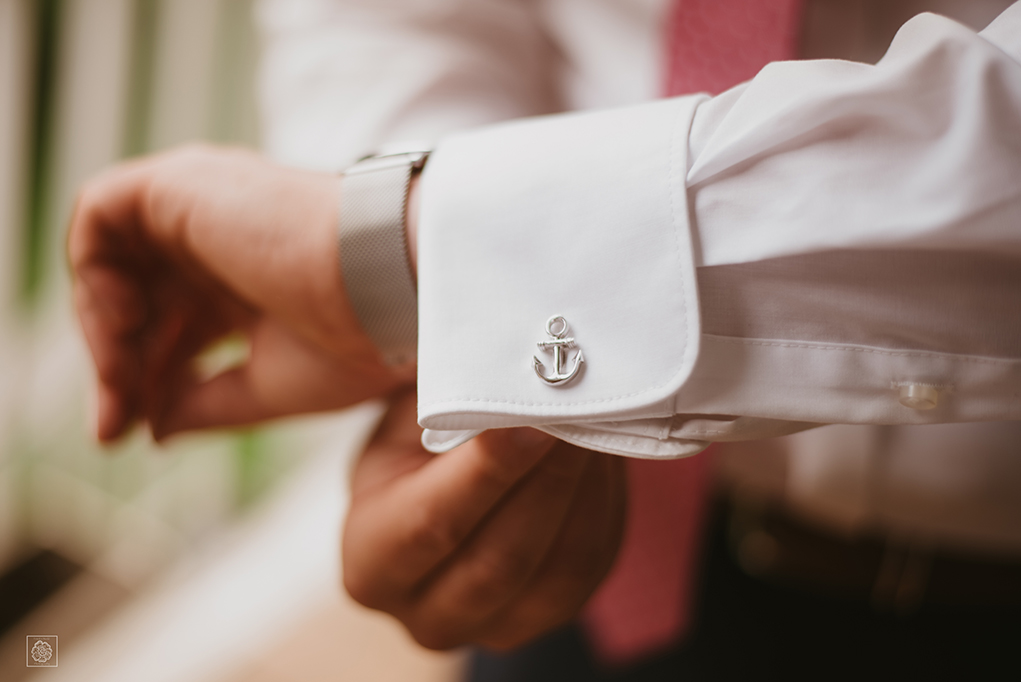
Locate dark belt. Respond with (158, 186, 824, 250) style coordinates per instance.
(725, 499, 1021, 613)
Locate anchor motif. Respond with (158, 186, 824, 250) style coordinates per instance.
(533, 315, 584, 386)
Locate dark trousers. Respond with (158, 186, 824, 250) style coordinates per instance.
(467, 504, 1021, 682)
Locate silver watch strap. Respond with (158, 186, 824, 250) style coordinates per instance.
(338, 152, 427, 365)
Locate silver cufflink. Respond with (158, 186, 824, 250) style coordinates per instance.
(533, 315, 584, 386)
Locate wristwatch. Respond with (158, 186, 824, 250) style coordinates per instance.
(338, 149, 429, 366)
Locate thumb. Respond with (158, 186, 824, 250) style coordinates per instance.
(150, 363, 275, 440)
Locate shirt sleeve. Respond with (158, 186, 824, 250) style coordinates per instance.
(417, 4, 1021, 457)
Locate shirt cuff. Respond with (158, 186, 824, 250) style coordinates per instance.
(416, 96, 704, 454)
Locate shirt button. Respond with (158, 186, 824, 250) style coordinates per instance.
(899, 384, 939, 410)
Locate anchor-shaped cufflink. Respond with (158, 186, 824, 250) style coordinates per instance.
(533, 315, 584, 386)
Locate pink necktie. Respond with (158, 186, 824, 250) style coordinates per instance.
(582, 0, 803, 665)
(665, 0, 804, 96)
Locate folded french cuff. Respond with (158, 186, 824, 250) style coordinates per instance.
(416, 97, 703, 455)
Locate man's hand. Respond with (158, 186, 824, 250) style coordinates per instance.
(343, 390, 627, 650)
(69, 145, 410, 443)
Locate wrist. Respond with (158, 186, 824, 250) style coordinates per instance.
(338, 149, 428, 366)
(300, 174, 386, 356)
(305, 174, 415, 388)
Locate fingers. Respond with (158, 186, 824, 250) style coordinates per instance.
(67, 158, 159, 275)
(150, 319, 400, 439)
(74, 253, 230, 442)
(342, 395, 628, 652)
(149, 365, 274, 440)
(70, 153, 238, 443)
(476, 452, 627, 650)
(68, 147, 399, 445)
(343, 412, 559, 613)
(70, 159, 163, 442)
(346, 390, 433, 497)
(402, 442, 592, 649)
(74, 268, 146, 441)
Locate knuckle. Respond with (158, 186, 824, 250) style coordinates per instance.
(478, 628, 541, 653)
(94, 354, 122, 384)
(402, 505, 461, 561)
(68, 185, 101, 255)
(470, 447, 530, 492)
(405, 616, 466, 651)
(341, 563, 388, 611)
(461, 546, 537, 605)
(341, 524, 396, 611)
(93, 350, 138, 386)
(476, 585, 590, 652)
(74, 182, 100, 214)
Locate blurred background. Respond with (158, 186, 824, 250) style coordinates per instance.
(0, 0, 461, 679)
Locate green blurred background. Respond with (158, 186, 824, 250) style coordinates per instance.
(0, 3, 462, 680)
(0, 0, 296, 664)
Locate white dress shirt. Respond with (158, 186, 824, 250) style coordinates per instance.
(257, 0, 1021, 552)
(416, 4, 1021, 455)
